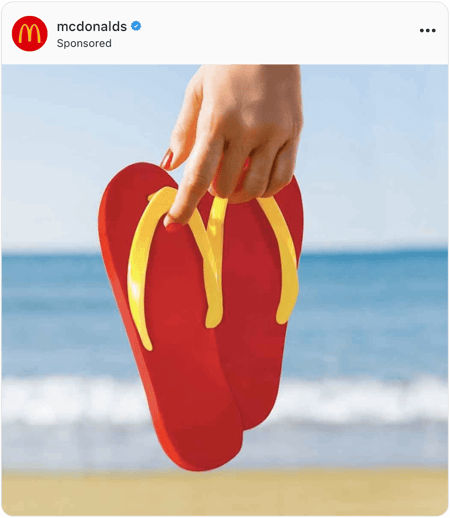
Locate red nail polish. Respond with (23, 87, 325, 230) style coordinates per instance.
(243, 156, 251, 173)
(236, 156, 251, 191)
(160, 149, 173, 170)
(165, 222, 183, 234)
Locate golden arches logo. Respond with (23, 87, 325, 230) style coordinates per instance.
(18, 24, 41, 44)
(12, 16, 47, 52)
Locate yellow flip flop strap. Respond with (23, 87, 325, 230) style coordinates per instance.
(206, 197, 228, 294)
(207, 196, 299, 325)
(127, 186, 223, 352)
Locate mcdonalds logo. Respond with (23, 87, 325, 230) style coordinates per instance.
(12, 16, 48, 52)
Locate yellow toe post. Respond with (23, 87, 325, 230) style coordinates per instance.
(127, 187, 222, 352)
(207, 196, 299, 325)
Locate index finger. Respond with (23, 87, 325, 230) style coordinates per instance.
(164, 136, 224, 227)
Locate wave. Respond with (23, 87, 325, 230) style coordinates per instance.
(265, 377, 448, 425)
(2, 375, 447, 427)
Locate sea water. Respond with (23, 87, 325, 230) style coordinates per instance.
(2, 250, 447, 471)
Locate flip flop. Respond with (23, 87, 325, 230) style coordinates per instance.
(98, 162, 243, 471)
(197, 179, 304, 430)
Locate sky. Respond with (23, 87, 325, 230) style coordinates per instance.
(2, 65, 448, 253)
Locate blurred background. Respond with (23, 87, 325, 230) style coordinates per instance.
(2, 65, 448, 472)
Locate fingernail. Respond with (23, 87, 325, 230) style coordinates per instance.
(243, 156, 251, 173)
(160, 149, 173, 170)
(163, 214, 183, 233)
(165, 222, 183, 234)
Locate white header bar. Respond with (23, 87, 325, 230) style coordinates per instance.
(2, 1, 448, 65)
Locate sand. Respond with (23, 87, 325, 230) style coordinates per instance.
(2, 468, 447, 516)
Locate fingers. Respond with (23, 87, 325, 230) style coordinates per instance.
(232, 144, 280, 202)
(212, 144, 250, 199)
(163, 137, 298, 229)
(261, 139, 299, 198)
(162, 76, 203, 171)
(163, 136, 224, 227)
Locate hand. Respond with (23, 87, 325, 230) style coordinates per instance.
(160, 65, 303, 228)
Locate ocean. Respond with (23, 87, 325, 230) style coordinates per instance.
(2, 250, 447, 471)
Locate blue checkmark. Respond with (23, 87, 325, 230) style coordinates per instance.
(131, 21, 141, 31)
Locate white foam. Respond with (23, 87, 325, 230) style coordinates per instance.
(2, 376, 148, 426)
(2, 375, 447, 426)
(265, 376, 448, 426)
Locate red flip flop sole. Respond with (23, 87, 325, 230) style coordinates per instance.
(98, 163, 243, 471)
(198, 179, 304, 430)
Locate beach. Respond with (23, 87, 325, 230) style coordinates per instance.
(3, 468, 447, 515)
(2, 252, 447, 515)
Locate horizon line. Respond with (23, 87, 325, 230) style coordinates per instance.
(2, 244, 447, 257)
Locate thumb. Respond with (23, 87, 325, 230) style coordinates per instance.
(161, 76, 203, 171)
